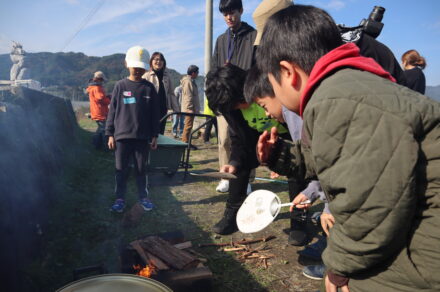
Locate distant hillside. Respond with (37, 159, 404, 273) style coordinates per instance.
(426, 85, 440, 102)
(3, 51, 437, 103)
(0, 52, 192, 100)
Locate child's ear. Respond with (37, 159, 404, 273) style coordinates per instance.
(279, 61, 298, 87)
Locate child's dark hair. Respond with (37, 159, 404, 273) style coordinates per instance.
(205, 64, 247, 115)
(149, 52, 166, 69)
(219, 0, 242, 14)
(257, 5, 343, 81)
(187, 65, 199, 75)
(244, 65, 275, 104)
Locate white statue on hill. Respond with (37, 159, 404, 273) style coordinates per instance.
(10, 41, 30, 81)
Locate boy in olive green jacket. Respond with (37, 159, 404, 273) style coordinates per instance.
(256, 5, 440, 292)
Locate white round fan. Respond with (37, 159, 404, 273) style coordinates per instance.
(236, 189, 310, 233)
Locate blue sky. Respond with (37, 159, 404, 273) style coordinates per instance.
(1, 0, 439, 85)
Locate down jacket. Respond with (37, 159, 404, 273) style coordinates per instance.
(268, 46, 440, 291)
(86, 80, 110, 121)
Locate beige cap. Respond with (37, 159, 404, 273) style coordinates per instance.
(93, 71, 106, 80)
(253, 0, 293, 45)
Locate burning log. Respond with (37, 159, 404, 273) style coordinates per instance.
(130, 240, 170, 271)
(125, 233, 213, 291)
(139, 236, 199, 270)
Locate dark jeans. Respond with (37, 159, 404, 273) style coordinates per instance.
(203, 117, 217, 142)
(159, 109, 168, 135)
(114, 139, 149, 200)
(226, 168, 252, 210)
(93, 120, 107, 149)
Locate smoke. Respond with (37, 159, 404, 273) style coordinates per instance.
(0, 87, 77, 291)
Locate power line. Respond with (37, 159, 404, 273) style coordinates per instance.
(59, 0, 106, 52)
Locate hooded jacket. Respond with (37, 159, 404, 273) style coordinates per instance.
(86, 80, 110, 121)
(180, 75, 200, 113)
(269, 43, 440, 291)
(211, 22, 257, 70)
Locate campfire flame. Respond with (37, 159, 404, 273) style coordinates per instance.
(133, 264, 157, 278)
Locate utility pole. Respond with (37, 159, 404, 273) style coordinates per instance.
(204, 0, 213, 77)
(203, 0, 213, 113)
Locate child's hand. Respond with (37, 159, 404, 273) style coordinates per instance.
(220, 164, 236, 174)
(108, 136, 115, 150)
(150, 137, 158, 150)
(257, 127, 278, 163)
(320, 212, 335, 236)
(290, 193, 311, 212)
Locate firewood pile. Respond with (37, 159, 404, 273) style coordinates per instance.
(129, 235, 212, 288)
(199, 235, 276, 269)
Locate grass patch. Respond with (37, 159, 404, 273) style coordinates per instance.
(26, 113, 322, 292)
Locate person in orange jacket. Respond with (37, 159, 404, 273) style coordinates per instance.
(87, 71, 111, 149)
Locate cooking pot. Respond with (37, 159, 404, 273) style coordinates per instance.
(56, 274, 172, 292)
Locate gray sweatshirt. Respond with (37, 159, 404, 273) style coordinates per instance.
(282, 106, 330, 214)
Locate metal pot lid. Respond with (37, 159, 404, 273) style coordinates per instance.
(56, 274, 173, 292)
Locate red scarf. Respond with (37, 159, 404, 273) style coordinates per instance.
(299, 43, 396, 116)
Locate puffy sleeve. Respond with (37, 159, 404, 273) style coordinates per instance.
(304, 96, 419, 276)
(105, 82, 120, 136)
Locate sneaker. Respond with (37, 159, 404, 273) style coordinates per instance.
(140, 198, 154, 211)
(189, 144, 198, 150)
(302, 264, 326, 280)
(204, 141, 211, 145)
(216, 179, 229, 193)
(297, 237, 326, 260)
(246, 183, 252, 195)
(110, 199, 125, 213)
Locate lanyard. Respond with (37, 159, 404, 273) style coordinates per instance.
(226, 29, 235, 64)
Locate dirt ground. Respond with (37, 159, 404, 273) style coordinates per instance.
(33, 115, 324, 292)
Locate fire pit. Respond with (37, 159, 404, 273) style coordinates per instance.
(121, 234, 213, 291)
